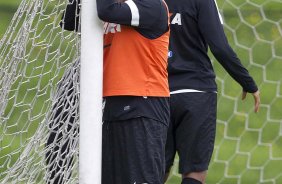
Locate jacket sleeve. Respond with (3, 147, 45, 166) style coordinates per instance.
(197, 0, 258, 93)
(60, 0, 81, 32)
(97, 0, 167, 30)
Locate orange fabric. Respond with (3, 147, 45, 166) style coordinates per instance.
(103, 23, 170, 97)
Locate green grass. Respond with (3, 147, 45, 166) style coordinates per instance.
(0, 0, 21, 37)
(1, 0, 282, 183)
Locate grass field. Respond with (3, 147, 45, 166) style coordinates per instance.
(1, 0, 282, 183)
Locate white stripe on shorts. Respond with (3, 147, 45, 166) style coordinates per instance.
(170, 89, 217, 94)
(170, 89, 205, 94)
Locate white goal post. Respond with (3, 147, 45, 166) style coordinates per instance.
(0, 0, 103, 183)
(80, 0, 103, 183)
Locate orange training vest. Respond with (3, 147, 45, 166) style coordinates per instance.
(103, 14, 170, 97)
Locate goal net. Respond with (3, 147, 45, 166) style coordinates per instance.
(0, 0, 80, 183)
(167, 0, 282, 184)
(1, 0, 282, 184)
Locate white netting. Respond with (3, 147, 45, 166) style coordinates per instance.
(168, 0, 282, 184)
(0, 0, 80, 183)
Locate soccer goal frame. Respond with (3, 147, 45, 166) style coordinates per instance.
(80, 0, 103, 183)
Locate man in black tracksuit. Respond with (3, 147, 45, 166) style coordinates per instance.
(164, 0, 260, 183)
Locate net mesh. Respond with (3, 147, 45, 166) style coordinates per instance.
(0, 0, 80, 183)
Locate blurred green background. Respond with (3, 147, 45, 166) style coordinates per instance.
(1, 0, 282, 183)
(0, 0, 21, 38)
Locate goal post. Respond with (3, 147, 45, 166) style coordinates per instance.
(0, 0, 103, 183)
(80, 0, 103, 183)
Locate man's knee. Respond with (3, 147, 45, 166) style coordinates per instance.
(181, 177, 202, 184)
(182, 171, 207, 184)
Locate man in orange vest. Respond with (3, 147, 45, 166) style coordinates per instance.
(48, 0, 170, 183)
(98, 0, 170, 183)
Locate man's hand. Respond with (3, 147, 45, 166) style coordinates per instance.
(242, 90, 260, 113)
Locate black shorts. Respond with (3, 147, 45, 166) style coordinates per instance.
(102, 117, 167, 184)
(165, 92, 217, 174)
(102, 96, 169, 184)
